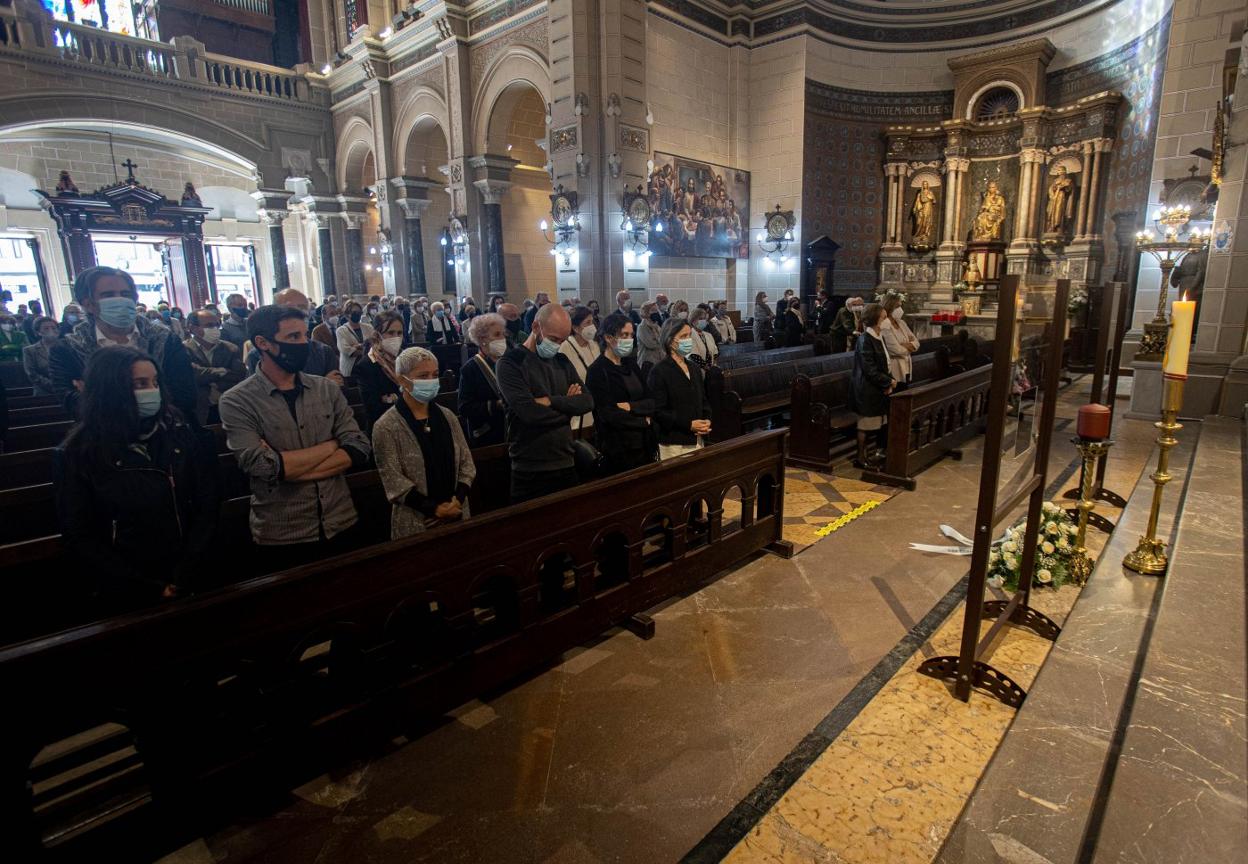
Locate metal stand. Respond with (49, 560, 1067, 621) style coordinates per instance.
(918, 276, 1069, 707)
(1123, 376, 1184, 575)
(1069, 438, 1113, 584)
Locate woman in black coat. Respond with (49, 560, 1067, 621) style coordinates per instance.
(647, 317, 711, 459)
(354, 311, 406, 432)
(586, 312, 656, 474)
(849, 303, 896, 468)
(458, 312, 508, 447)
(54, 345, 219, 610)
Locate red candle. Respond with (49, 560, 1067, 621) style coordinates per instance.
(1077, 403, 1111, 440)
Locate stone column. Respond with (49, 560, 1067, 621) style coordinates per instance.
(252, 190, 293, 293)
(438, 31, 484, 299)
(1074, 142, 1094, 239)
(941, 162, 958, 245)
(1084, 140, 1109, 240)
(336, 194, 370, 298)
(301, 195, 342, 300)
(391, 177, 442, 296)
(469, 157, 516, 300)
(884, 163, 906, 247)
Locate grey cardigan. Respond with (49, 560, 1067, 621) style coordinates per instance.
(636, 319, 664, 369)
(372, 402, 476, 539)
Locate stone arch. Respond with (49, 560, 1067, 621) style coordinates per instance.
(471, 45, 551, 156)
(963, 78, 1027, 121)
(0, 92, 272, 183)
(392, 87, 451, 172)
(336, 117, 376, 193)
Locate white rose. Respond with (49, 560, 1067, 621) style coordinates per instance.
(1066, 524, 1078, 535)
(1045, 521, 1058, 534)
(1007, 556, 1020, 570)
(1036, 569, 1053, 584)
(1057, 537, 1070, 550)
(1004, 541, 1018, 553)
(1042, 541, 1055, 554)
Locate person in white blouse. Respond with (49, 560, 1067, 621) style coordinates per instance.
(687, 307, 719, 366)
(558, 305, 600, 428)
(335, 299, 374, 376)
(879, 295, 919, 384)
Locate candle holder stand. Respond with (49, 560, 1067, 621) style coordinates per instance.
(1069, 437, 1114, 585)
(1123, 376, 1184, 575)
(1133, 206, 1209, 361)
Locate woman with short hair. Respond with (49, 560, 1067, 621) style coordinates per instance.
(335, 300, 374, 376)
(22, 316, 59, 395)
(559, 305, 600, 428)
(54, 346, 219, 606)
(687, 307, 719, 367)
(427, 301, 461, 345)
(372, 346, 476, 539)
(648, 317, 712, 460)
(459, 312, 509, 446)
(636, 301, 664, 373)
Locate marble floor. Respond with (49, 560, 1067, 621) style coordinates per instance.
(160, 383, 1159, 864)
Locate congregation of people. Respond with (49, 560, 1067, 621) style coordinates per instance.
(0, 274, 919, 614)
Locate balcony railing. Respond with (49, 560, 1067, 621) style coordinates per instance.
(0, 6, 321, 105)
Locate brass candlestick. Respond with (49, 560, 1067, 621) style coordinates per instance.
(1070, 437, 1113, 584)
(1123, 376, 1184, 575)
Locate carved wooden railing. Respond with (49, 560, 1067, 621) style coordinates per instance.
(864, 365, 993, 490)
(0, 6, 321, 105)
(0, 430, 790, 857)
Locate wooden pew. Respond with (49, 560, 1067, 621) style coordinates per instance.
(0, 361, 30, 390)
(716, 340, 770, 358)
(705, 351, 858, 441)
(0, 431, 790, 859)
(7, 405, 69, 426)
(862, 365, 993, 490)
(6, 394, 59, 411)
(785, 352, 949, 471)
(787, 371, 856, 471)
(716, 344, 817, 370)
(0, 403, 372, 489)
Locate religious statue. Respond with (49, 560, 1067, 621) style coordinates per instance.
(970, 181, 1007, 241)
(909, 181, 937, 249)
(1043, 165, 1076, 237)
(180, 182, 202, 207)
(55, 170, 79, 196)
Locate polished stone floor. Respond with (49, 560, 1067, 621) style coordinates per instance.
(161, 383, 1159, 864)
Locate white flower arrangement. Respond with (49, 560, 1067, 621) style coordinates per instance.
(987, 502, 1079, 591)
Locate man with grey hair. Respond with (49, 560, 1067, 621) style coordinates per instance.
(496, 303, 593, 502)
(615, 289, 641, 326)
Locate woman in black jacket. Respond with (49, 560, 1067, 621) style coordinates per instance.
(54, 346, 219, 610)
(849, 303, 896, 468)
(458, 313, 508, 447)
(647, 317, 711, 459)
(354, 310, 406, 431)
(586, 312, 656, 474)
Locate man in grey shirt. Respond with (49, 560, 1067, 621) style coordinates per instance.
(220, 304, 371, 569)
(497, 303, 593, 503)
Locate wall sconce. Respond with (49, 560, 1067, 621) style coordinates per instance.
(621, 185, 655, 269)
(758, 204, 796, 270)
(441, 215, 469, 270)
(541, 186, 581, 270)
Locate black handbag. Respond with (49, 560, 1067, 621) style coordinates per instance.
(573, 414, 605, 478)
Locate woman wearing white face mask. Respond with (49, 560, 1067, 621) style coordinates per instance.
(586, 312, 657, 474)
(648, 316, 712, 460)
(373, 346, 476, 540)
(558, 305, 600, 429)
(880, 294, 919, 385)
(355, 310, 407, 431)
(686, 307, 719, 367)
(459, 312, 508, 446)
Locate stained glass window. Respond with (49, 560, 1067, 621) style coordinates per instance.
(42, 0, 160, 40)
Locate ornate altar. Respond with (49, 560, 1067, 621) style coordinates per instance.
(878, 38, 1122, 335)
(37, 163, 213, 309)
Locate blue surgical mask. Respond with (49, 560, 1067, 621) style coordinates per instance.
(97, 296, 137, 329)
(615, 337, 635, 357)
(536, 338, 561, 360)
(408, 378, 441, 403)
(134, 387, 162, 418)
(676, 337, 695, 358)
(695, 320, 708, 330)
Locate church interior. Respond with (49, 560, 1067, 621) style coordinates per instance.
(0, 0, 1245, 861)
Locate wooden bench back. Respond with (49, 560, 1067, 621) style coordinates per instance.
(0, 431, 789, 856)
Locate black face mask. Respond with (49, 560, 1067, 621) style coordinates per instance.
(229, 306, 249, 320)
(506, 319, 522, 335)
(650, 312, 663, 324)
(350, 311, 363, 324)
(264, 340, 310, 374)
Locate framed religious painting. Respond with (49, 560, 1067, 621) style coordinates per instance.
(646, 152, 750, 259)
